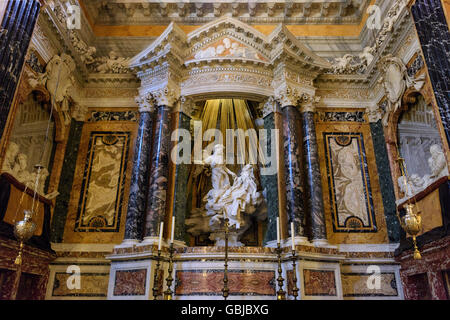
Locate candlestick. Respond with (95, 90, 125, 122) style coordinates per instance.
(170, 216, 175, 244)
(276, 217, 280, 244)
(291, 222, 295, 251)
(222, 212, 230, 300)
(291, 250, 299, 300)
(164, 242, 175, 300)
(276, 242, 286, 300)
(152, 249, 162, 300)
(158, 221, 164, 251)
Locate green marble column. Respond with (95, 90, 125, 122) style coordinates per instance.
(171, 98, 193, 244)
(370, 119, 402, 243)
(260, 98, 281, 245)
(51, 119, 84, 242)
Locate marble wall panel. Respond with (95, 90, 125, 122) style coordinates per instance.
(341, 273, 398, 298)
(63, 114, 137, 244)
(0, 236, 55, 300)
(303, 269, 337, 297)
(316, 117, 389, 244)
(51, 272, 109, 298)
(323, 133, 376, 232)
(74, 132, 131, 233)
(113, 269, 147, 296)
(174, 270, 276, 297)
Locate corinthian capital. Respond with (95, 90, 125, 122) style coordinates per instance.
(135, 93, 155, 113)
(176, 96, 195, 117)
(258, 96, 278, 118)
(152, 86, 179, 107)
(274, 85, 301, 108)
(299, 94, 321, 113)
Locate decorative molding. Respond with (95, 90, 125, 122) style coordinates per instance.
(82, 1, 371, 26)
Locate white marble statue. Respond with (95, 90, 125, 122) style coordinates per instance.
(187, 144, 264, 246)
(397, 144, 449, 203)
(428, 144, 449, 180)
(1, 143, 54, 197)
(1, 142, 19, 175)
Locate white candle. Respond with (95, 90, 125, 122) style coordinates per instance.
(158, 221, 164, 251)
(170, 216, 175, 244)
(276, 217, 280, 244)
(291, 222, 295, 251)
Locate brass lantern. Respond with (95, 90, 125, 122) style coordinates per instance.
(399, 204, 422, 260)
(396, 149, 423, 260)
(13, 210, 37, 265)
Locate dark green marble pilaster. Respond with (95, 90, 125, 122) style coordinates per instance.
(50, 120, 84, 242)
(261, 113, 280, 245)
(370, 121, 402, 243)
(172, 112, 191, 243)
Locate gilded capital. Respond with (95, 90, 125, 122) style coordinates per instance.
(177, 95, 195, 117)
(299, 94, 320, 113)
(259, 96, 278, 118)
(274, 85, 301, 108)
(152, 86, 179, 107)
(135, 93, 155, 113)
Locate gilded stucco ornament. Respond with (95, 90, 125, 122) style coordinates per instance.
(135, 93, 155, 113)
(329, 0, 408, 75)
(378, 54, 426, 126)
(152, 86, 179, 107)
(366, 104, 382, 123)
(178, 96, 195, 117)
(299, 94, 320, 113)
(29, 53, 76, 125)
(274, 85, 302, 108)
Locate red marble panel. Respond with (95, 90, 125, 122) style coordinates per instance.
(175, 270, 275, 296)
(113, 269, 147, 296)
(0, 236, 55, 300)
(303, 269, 337, 296)
(397, 235, 450, 300)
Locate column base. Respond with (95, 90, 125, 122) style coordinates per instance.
(312, 239, 329, 247)
(141, 236, 164, 246)
(264, 237, 310, 248)
(116, 239, 140, 248)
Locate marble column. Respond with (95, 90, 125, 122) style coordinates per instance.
(300, 98, 327, 243)
(278, 91, 307, 238)
(143, 88, 177, 241)
(50, 119, 84, 242)
(411, 0, 450, 145)
(170, 96, 193, 244)
(123, 95, 155, 244)
(259, 97, 282, 245)
(367, 109, 402, 243)
(0, 0, 41, 139)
